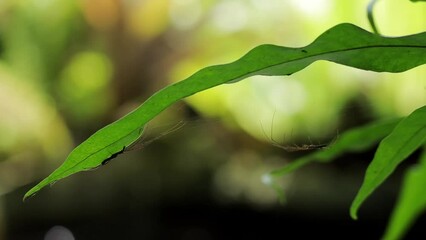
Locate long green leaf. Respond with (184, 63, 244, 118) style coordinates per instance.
(350, 106, 426, 220)
(382, 148, 426, 240)
(24, 23, 426, 199)
(269, 118, 401, 178)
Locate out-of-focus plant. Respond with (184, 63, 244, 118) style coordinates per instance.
(17, 0, 426, 239)
(0, 0, 83, 194)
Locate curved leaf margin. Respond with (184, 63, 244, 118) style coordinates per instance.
(350, 105, 426, 219)
(24, 23, 426, 199)
(382, 148, 426, 240)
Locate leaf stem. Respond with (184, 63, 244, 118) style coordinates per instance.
(367, 0, 381, 35)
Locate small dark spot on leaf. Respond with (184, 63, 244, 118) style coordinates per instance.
(301, 49, 308, 53)
(102, 146, 126, 165)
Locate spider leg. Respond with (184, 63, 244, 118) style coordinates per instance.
(123, 121, 185, 152)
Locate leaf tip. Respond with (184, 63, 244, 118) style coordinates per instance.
(22, 177, 52, 201)
(350, 205, 359, 220)
(24, 185, 43, 200)
(350, 212, 358, 220)
(23, 189, 37, 202)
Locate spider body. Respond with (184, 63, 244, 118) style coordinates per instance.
(271, 142, 329, 152)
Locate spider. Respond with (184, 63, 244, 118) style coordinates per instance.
(102, 121, 185, 165)
(261, 113, 334, 152)
(269, 141, 329, 152)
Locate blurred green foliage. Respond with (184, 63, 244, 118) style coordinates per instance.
(0, 0, 425, 239)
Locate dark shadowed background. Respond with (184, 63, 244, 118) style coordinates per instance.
(0, 0, 425, 239)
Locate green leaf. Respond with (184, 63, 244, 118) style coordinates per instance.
(382, 149, 426, 240)
(24, 23, 426, 199)
(269, 118, 401, 178)
(410, 0, 426, 2)
(24, 127, 144, 199)
(350, 106, 426, 220)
